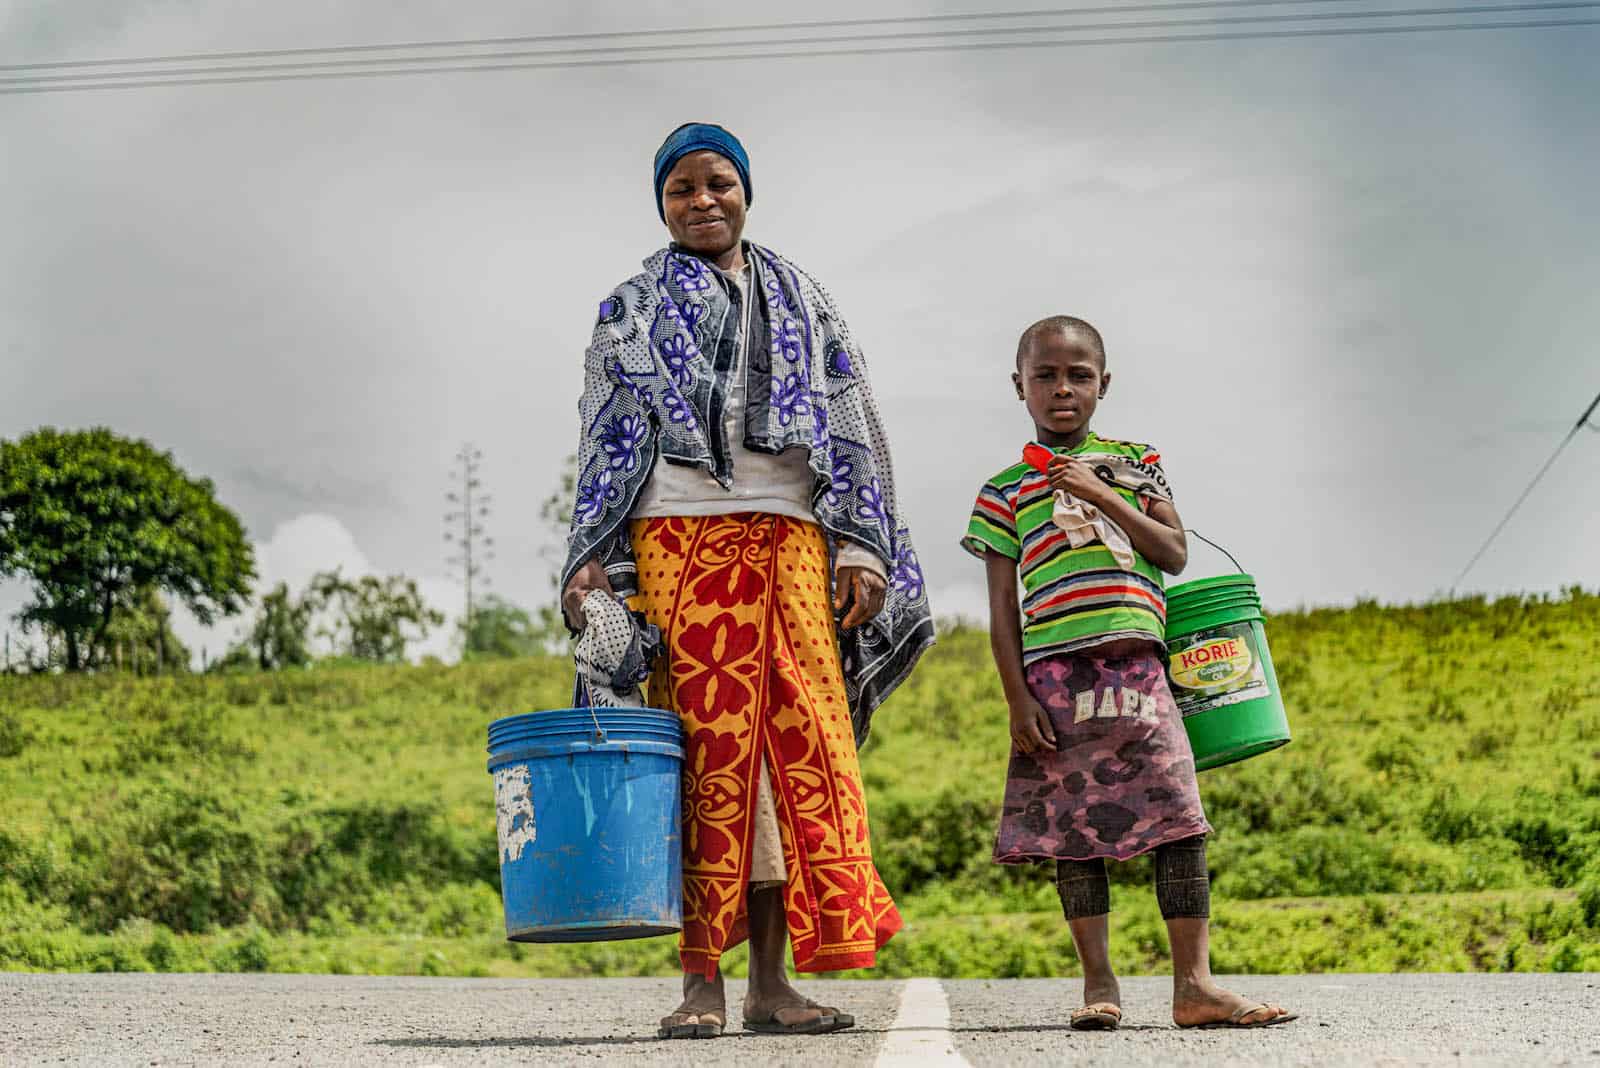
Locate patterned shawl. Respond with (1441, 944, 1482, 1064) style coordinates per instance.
(561, 242, 935, 742)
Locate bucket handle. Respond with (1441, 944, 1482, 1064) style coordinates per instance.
(1184, 528, 1246, 574)
(568, 676, 609, 743)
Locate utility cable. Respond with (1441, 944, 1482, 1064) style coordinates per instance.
(1450, 388, 1600, 593)
(5, 2, 1592, 89)
(1, 14, 1594, 94)
(0, 0, 1437, 73)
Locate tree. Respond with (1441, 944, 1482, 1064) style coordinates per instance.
(0, 428, 255, 671)
(94, 585, 190, 674)
(228, 581, 317, 671)
(310, 569, 444, 663)
(459, 594, 541, 659)
(443, 444, 495, 636)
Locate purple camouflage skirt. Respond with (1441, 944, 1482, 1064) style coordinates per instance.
(995, 651, 1211, 864)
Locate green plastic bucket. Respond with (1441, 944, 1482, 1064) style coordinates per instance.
(1163, 573, 1290, 771)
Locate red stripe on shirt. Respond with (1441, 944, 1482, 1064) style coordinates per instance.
(1030, 582, 1167, 618)
(1020, 527, 1070, 570)
(974, 496, 1012, 525)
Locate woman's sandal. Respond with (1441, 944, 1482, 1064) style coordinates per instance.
(1179, 1003, 1299, 1030)
(743, 998, 856, 1035)
(657, 1010, 726, 1040)
(1069, 1003, 1123, 1031)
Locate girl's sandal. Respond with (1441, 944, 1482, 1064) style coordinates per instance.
(1069, 1003, 1123, 1031)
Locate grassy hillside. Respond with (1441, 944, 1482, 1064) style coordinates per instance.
(3, 590, 1598, 977)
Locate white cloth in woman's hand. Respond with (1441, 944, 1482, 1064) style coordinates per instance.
(573, 590, 661, 708)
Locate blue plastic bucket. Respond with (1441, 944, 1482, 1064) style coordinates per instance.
(486, 706, 684, 943)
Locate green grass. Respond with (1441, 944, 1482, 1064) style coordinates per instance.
(3, 589, 1599, 976)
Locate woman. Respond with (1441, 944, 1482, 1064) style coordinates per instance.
(560, 122, 934, 1038)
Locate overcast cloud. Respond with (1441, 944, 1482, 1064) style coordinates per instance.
(3, 1, 1596, 663)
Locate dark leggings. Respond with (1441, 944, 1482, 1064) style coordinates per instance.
(1055, 835, 1210, 920)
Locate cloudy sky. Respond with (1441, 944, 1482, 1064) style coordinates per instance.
(3, 1, 1596, 663)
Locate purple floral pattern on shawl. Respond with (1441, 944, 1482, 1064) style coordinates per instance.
(772, 372, 810, 427)
(598, 414, 648, 475)
(856, 479, 892, 537)
(891, 542, 926, 601)
(658, 334, 698, 388)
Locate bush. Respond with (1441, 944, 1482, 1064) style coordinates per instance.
(104, 710, 256, 772)
(76, 787, 277, 933)
(273, 802, 497, 928)
(214, 925, 273, 972)
(0, 710, 28, 758)
(1212, 827, 1531, 899)
(1576, 864, 1600, 928)
(870, 787, 1001, 895)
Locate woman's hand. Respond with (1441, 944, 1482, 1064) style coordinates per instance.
(1009, 697, 1058, 754)
(1047, 456, 1114, 507)
(834, 564, 888, 630)
(561, 558, 614, 630)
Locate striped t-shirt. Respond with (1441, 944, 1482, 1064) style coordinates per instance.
(962, 433, 1169, 663)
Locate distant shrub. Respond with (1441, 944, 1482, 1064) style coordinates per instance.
(1577, 864, 1600, 928)
(1427, 690, 1466, 724)
(104, 710, 256, 772)
(1459, 727, 1514, 761)
(421, 882, 502, 938)
(1271, 655, 1307, 695)
(58, 786, 498, 935)
(214, 925, 273, 972)
(1201, 763, 1388, 836)
(0, 711, 28, 758)
(273, 802, 497, 927)
(870, 787, 1001, 895)
(1212, 827, 1530, 899)
(76, 787, 277, 933)
(1499, 813, 1593, 885)
(1365, 736, 1425, 780)
(1420, 789, 1490, 844)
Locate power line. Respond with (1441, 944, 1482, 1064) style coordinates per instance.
(1450, 388, 1600, 593)
(0, 0, 1418, 72)
(2, 13, 1594, 94)
(4, 2, 1590, 89)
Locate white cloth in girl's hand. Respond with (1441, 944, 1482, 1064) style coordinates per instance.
(1049, 451, 1175, 571)
(1052, 493, 1137, 570)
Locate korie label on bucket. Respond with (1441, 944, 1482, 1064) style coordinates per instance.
(1166, 622, 1272, 717)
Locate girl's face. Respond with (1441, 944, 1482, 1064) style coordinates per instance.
(1012, 329, 1110, 445)
(660, 151, 746, 259)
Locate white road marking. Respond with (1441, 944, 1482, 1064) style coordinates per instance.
(875, 978, 972, 1067)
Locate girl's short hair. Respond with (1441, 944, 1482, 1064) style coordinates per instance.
(1016, 316, 1106, 369)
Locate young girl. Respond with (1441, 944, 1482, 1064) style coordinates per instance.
(962, 315, 1296, 1031)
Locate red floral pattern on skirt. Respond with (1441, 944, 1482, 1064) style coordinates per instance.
(630, 514, 901, 978)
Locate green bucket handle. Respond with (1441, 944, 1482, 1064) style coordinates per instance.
(1184, 528, 1246, 575)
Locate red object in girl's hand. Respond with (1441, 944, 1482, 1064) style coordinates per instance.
(1022, 443, 1055, 473)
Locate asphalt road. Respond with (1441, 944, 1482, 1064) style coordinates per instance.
(2, 972, 1598, 1066)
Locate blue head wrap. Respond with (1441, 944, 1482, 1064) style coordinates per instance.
(652, 122, 752, 222)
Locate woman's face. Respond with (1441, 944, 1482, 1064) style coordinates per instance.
(660, 151, 746, 258)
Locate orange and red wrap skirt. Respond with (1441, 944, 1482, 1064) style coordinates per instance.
(629, 513, 902, 979)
